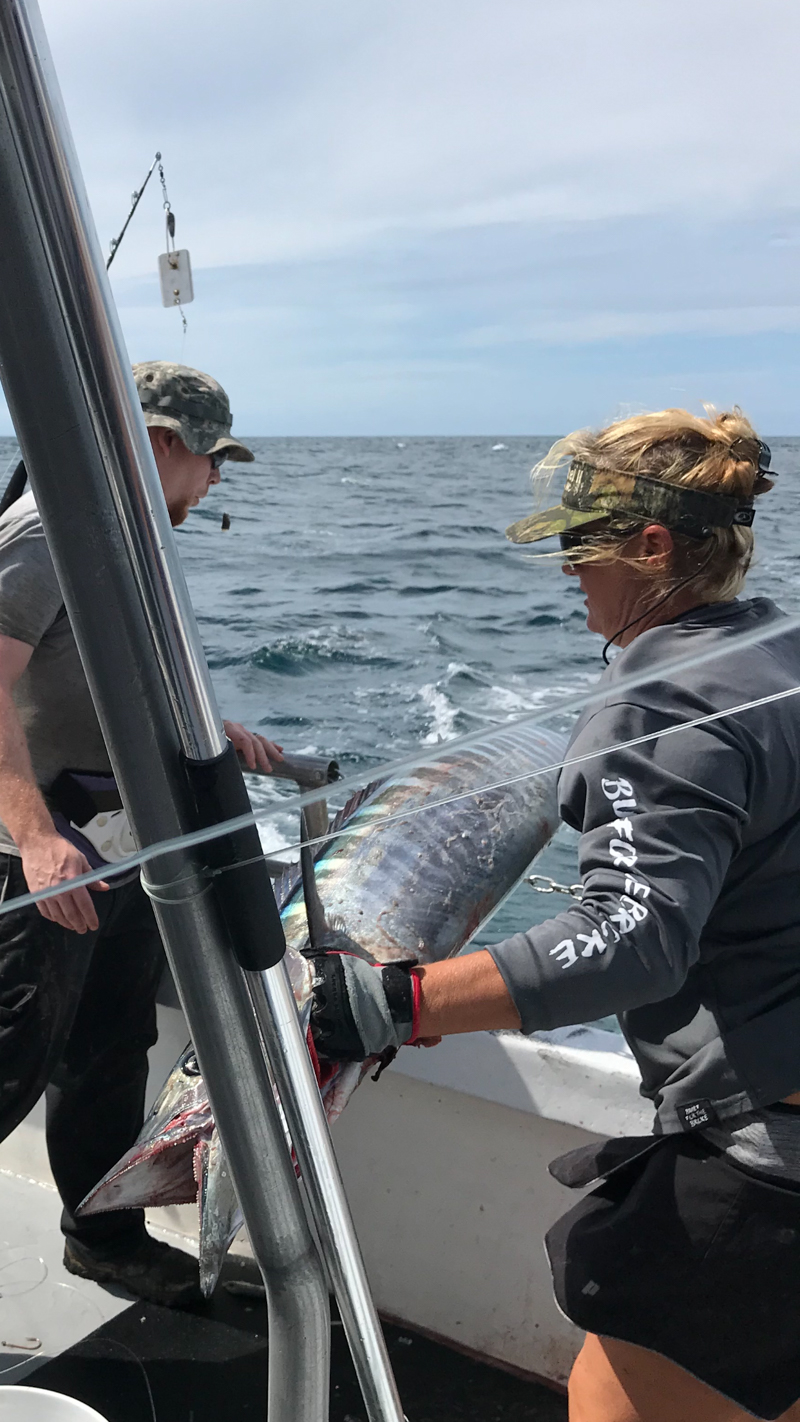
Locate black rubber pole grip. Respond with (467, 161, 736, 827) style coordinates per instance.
(183, 741, 286, 970)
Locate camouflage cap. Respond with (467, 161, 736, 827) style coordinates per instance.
(133, 362, 254, 463)
(506, 460, 756, 544)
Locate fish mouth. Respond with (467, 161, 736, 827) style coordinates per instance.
(77, 1044, 214, 1219)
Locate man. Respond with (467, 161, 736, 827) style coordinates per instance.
(0, 362, 280, 1306)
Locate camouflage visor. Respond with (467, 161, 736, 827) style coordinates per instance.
(133, 361, 254, 463)
(505, 460, 756, 544)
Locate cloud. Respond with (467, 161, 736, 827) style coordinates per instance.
(1, 0, 799, 434)
(39, 0, 800, 269)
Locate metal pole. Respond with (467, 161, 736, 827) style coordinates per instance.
(150, 872, 330, 1421)
(0, 2, 331, 1416)
(248, 964, 407, 1422)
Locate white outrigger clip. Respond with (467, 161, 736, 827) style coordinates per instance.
(157, 161, 193, 325)
(158, 248, 193, 309)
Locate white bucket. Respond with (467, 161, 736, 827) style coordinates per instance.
(0, 1388, 109, 1420)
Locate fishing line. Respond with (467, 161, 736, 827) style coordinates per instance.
(158, 160, 187, 340)
(91, 1338, 158, 1422)
(205, 681, 800, 876)
(3, 677, 800, 918)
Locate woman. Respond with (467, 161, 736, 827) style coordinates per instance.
(310, 407, 800, 1421)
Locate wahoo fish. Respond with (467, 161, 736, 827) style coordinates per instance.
(79, 722, 567, 1293)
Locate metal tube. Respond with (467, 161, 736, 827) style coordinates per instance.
(147, 869, 330, 1421)
(248, 964, 407, 1422)
(0, 2, 331, 1415)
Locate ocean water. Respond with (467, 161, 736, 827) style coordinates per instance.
(2, 434, 800, 958)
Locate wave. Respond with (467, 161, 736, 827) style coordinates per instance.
(318, 579, 391, 594)
(250, 632, 402, 677)
(397, 583, 460, 597)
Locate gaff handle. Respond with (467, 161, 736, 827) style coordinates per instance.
(183, 740, 286, 970)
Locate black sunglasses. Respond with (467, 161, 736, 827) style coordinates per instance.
(559, 528, 594, 553)
(210, 451, 227, 470)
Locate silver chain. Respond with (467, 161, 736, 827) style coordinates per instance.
(525, 873, 584, 900)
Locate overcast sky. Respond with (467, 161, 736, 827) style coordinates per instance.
(3, 0, 800, 435)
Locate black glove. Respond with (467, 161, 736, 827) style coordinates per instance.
(308, 952, 420, 1063)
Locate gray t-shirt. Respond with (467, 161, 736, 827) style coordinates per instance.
(0, 491, 110, 854)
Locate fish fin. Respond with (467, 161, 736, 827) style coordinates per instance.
(273, 860, 302, 911)
(326, 780, 384, 838)
(273, 780, 383, 913)
(195, 1129, 243, 1298)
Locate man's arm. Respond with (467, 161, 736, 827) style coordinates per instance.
(0, 634, 107, 934)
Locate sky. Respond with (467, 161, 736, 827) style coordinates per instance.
(3, 0, 800, 435)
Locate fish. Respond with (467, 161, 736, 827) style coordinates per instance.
(78, 722, 567, 1292)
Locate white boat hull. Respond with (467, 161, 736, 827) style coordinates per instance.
(0, 1005, 649, 1390)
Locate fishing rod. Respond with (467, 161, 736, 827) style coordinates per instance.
(106, 150, 161, 269)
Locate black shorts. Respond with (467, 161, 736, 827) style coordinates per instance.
(545, 1133, 800, 1420)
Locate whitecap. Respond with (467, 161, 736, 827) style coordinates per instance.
(255, 810, 300, 864)
(491, 442, 508, 451)
(419, 683, 459, 744)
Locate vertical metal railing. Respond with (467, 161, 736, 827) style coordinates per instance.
(0, 1, 405, 1416)
(249, 965, 406, 1422)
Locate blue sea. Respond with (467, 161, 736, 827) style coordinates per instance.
(3, 434, 800, 956)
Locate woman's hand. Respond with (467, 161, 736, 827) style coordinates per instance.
(308, 953, 421, 1062)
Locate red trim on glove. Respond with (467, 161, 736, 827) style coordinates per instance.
(306, 1025, 338, 1089)
(306, 1026, 322, 1084)
(408, 969, 422, 1044)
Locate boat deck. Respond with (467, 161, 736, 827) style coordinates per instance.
(1, 1168, 567, 1420)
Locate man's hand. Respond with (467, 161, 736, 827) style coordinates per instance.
(20, 833, 109, 934)
(224, 720, 283, 773)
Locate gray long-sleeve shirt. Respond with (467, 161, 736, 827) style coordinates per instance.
(488, 597, 800, 1134)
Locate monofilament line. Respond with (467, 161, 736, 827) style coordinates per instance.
(3, 679, 799, 917)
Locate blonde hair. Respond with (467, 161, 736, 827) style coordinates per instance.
(533, 407, 773, 602)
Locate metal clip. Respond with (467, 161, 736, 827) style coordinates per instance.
(525, 873, 584, 900)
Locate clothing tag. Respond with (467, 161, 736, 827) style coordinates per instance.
(677, 1099, 718, 1132)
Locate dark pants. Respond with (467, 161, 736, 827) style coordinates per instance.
(0, 853, 164, 1249)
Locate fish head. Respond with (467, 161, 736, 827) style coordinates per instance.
(77, 1044, 214, 1216)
